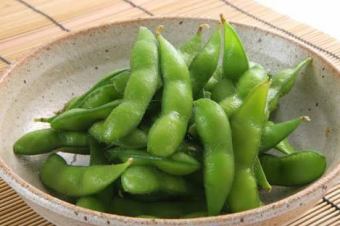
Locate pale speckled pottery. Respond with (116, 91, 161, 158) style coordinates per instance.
(0, 17, 339, 226)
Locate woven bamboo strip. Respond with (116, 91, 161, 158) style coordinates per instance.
(322, 214, 340, 226)
(312, 210, 340, 226)
(288, 202, 329, 225)
(0, 0, 339, 73)
(0, 0, 340, 225)
(288, 205, 338, 226)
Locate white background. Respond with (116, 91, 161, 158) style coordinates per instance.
(256, 0, 340, 40)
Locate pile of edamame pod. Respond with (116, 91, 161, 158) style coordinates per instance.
(14, 16, 327, 218)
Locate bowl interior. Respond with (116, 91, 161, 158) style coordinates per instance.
(0, 18, 339, 211)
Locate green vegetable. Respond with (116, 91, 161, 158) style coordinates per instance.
(51, 100, 121, 131)
(179, 24, 208, 66)
(194, 98, 234, 215)
(260, 151, 326, 186)
(221, 15, 249, 81)
(14, 128, 89, 155)
(121, 165, 191, 195)
(147, 27, 193, 157)
(228, 81, 269, 212)
(106, 148, 200, 175)
(189, 25, 221, 97)
(89, 27, 159, 144)
(40, 154, 131, 197)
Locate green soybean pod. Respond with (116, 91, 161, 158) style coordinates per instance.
(210, 78, 236, 102)
(218, 66, 268, 117)
(112, 128, 147, 149)
(254, 157, 271, 191)
(275, 138, 296, 155)
(75, 139, 113, 212)
(268, 58, 311, 112)
(51, 100, 121, 131)
(228, 81, 269, 213)
(80, 70, 130, 108)
(260, 151, 326, 186)
(221, 15, 249, 81)
(260, 116, 310, 152)
(67, 68, 129, 110)
(78, 84, 120, 109)
(236, 67, 268, 99)
(194, 98, 234, 216)
(106, 148, 200, 175)
(13, 128, 89, 155)
(179, 24, 208, 66)
(204, 65, 223, 91)
(189, 25, 221, 97)
(89, 27, 159, 144)
(40, 154, 131, 197)
(121, 165, 191, 195)
(147, 27, 193, 157)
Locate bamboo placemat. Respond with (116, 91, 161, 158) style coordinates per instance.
(0, 0, 339, 225)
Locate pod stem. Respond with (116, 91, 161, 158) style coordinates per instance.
(155, 25, 164, 36)
(197, 23, 210, 34)
(219, 14, 226, 24)
(34, 117, 52, 123)
(127, 157, 134, 165)
(293, 57, 312, 74)
(300, 115, 311, 122)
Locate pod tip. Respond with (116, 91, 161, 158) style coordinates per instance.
(219, 14, 226, 23)
(301, 116, 311, 122)
(127, 157, 134, 164)
(265, 185, 272, 192)
(34, 117, 50, 123)
(156, 25, 164, 36)
(197, 23, 210, 33)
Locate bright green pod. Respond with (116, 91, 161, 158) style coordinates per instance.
(112, 128, 147, 149)
(219, 66, 268, 117)
(89, 27, 159, 144)
(190, 25, 221, 97)
(254, 156, 271, 192)
(121, 165, 191, 195)
(219, 94, 243, 117)
(79, 70, 130, 108)
(67, 68, 129, 110)
(210, 78, 236, 102)
(236, 67, 268, 99)
(147, 28, 193, 157)
(268, 58, 311, 112)
(221, 16, 249, 81)
(260, 116, 310, 152)
(13, 128, 89, 155)
(106, 148, 200, 175)
(204, 65, 223, 91)
(194, 98, 234, 216)
(275, 138, 296, 155)
(40, 154, 131, 197)
(260, 151, 326, 186)
(51, 100, 121, 131)
(179, 24, 207, 66)
(228, 81, 269, 212)
(75, 139, 113, 212)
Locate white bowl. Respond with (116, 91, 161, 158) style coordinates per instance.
(0, 17, 339, 226)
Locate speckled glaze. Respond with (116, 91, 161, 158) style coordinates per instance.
(0, 17, 339, 226)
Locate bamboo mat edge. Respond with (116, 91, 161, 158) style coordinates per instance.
(0, 0, 340, 225)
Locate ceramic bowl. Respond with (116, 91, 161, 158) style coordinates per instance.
(0, 17, 339, 226)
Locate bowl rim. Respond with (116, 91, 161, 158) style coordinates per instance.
(0, 16, 339, 225)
